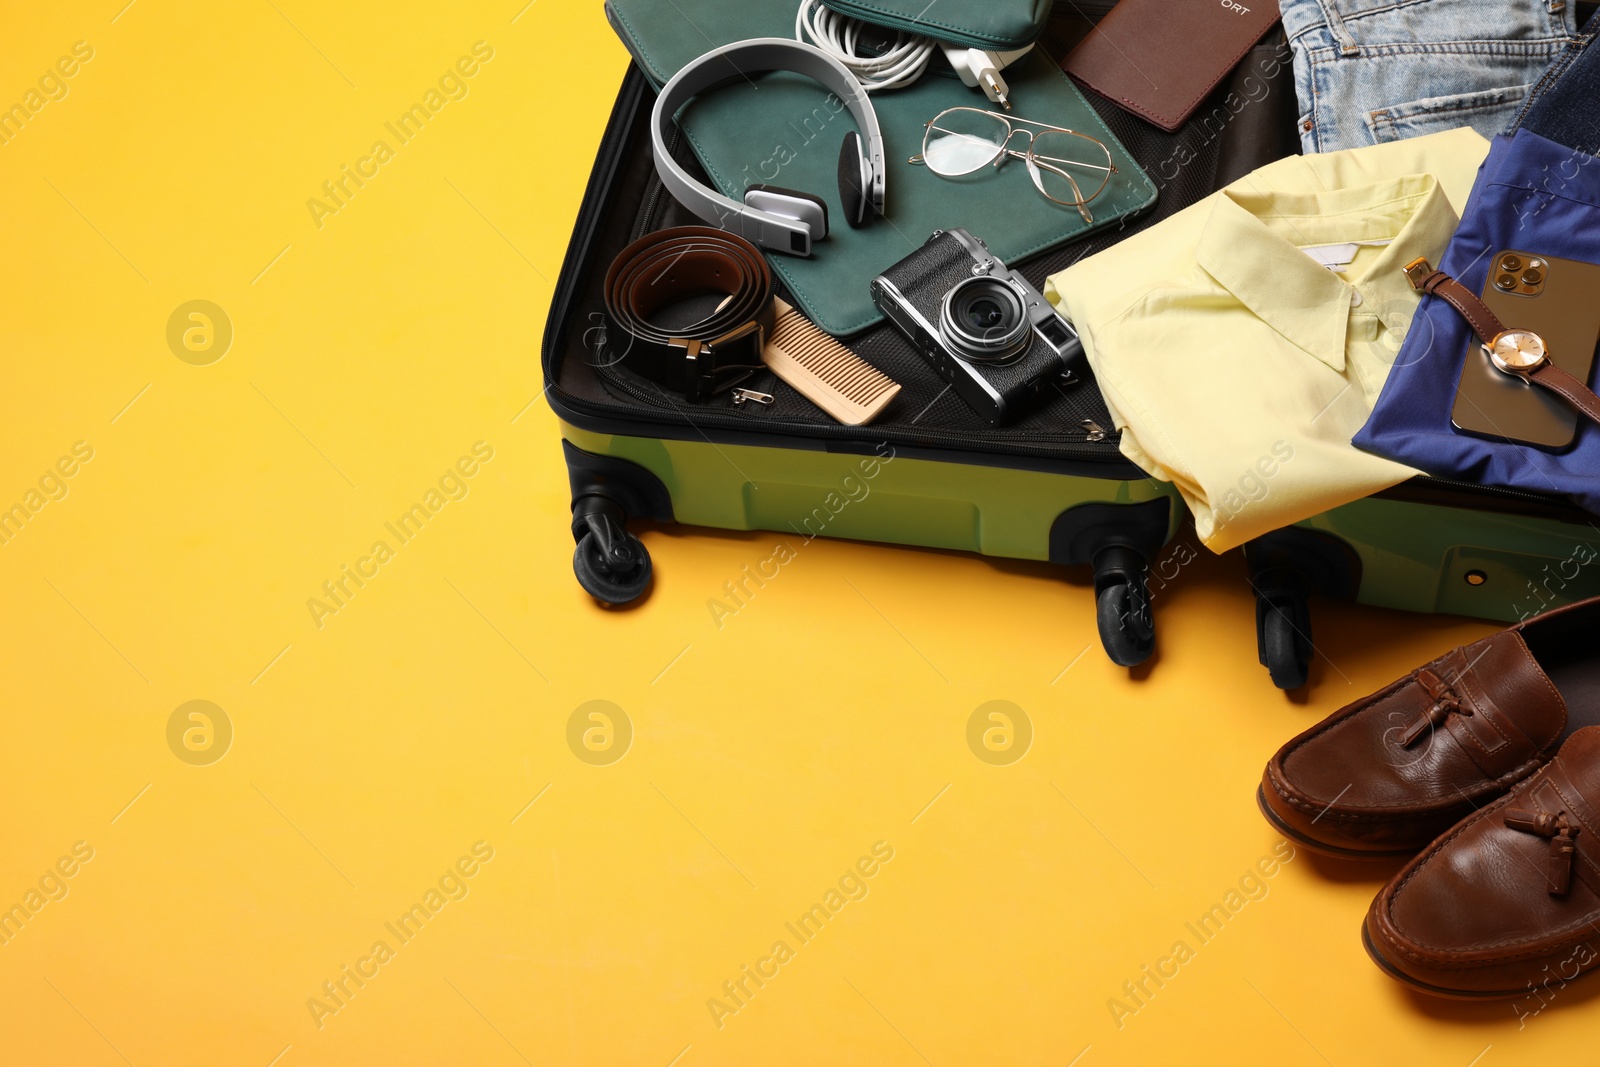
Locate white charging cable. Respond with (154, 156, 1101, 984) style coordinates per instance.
(795, 0, 937, 92)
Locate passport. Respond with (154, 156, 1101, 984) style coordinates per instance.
(1061, 0, 1281, 132)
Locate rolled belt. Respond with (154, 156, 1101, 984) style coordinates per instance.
(603, 226, 775, 402)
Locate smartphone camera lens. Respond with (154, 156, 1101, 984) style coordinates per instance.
(1522, 268, 1543, 286)
(1500, 255, 1522, 272)
(1496, 274, 1517, 290)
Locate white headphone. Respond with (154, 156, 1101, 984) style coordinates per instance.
(650, 38, 888, 258)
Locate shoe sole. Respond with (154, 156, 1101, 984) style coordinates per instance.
(1254, 786, 1417, 861)
(1360, 922, 1525, 1000)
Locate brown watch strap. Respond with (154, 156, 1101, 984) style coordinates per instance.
(1404, 257, 1600, 430)
(1403, 257, 1506, 345)
(1531, 361, 1600, 425)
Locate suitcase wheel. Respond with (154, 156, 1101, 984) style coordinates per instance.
(1257, 593, 1313, 690)
(563, 441, 673, 605)
(1245, 529, 1360, 690)
(1050, 500, 1169, 668)
(572, 502, 653, 605)
(1093, 545, 1155, 667)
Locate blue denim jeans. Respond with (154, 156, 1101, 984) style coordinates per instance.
(1280, 0, 1578, 153)
(1508, 7, 1600, 153)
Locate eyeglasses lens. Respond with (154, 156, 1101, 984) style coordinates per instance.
(922, 110, 1010, 176)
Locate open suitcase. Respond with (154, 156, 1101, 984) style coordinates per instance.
(540, 8, 1313, 667)
(544, 4, 1600, 679)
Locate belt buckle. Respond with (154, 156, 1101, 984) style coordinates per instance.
(669, 321, 766, 401)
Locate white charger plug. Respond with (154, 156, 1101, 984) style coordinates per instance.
(941, 44, 1034, 110)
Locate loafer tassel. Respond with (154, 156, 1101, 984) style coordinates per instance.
(1505, 807, 1579, 895)
(1399, 669, 1469, 747)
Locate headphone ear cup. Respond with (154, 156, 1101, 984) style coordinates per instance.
(743, 184, 828, 241)
(837, 131, 873, 229)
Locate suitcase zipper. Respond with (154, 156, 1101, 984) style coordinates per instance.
(815, 0, 1043, 51)
(1410, 476, 1565, 504)
(632, 125, 680, 240)
(1372, 473, 1586, 518)
(584, 350, 1110, 449)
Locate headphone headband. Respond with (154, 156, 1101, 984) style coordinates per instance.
(651, 38, 886, 257)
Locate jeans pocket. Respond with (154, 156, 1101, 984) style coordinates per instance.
(1365, 83, 1533, 144)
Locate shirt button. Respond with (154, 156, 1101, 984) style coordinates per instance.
(1349, 289, 1363, 307)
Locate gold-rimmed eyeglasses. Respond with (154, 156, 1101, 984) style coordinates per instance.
(908, 107, 1117, 223)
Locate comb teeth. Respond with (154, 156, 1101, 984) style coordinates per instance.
(764, 299, 900, 425)
(770, 316, 894, 403)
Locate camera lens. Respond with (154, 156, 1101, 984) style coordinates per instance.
(1500, 255, 1522, 272)
(1496, 274, 1517, 290)
(966, 297, 1006, 331)
(939, 277, 1030, 364)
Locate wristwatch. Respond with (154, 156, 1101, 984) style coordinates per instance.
(1404, 256, 1600, 426)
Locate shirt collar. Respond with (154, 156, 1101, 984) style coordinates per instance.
(1194, 174, 1460, 372)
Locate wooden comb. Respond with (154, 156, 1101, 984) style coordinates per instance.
(762, 298, 900, 425)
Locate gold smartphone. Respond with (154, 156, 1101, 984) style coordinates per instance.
(1451, 250, 1600, 451)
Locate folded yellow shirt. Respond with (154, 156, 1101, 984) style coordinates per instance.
(1045, 127, 1490, 552)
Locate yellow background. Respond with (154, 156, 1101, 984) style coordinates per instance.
(0, 2, 1582, 1063)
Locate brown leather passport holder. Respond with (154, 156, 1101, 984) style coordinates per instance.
(1061, 0, 1281, 132)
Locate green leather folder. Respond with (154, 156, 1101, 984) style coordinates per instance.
(606, 0, 1155, 336)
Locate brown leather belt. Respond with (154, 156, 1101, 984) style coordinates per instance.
(603, 227, 775, 402)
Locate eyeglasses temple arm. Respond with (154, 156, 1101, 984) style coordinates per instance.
(1028, 155, 1095, 223)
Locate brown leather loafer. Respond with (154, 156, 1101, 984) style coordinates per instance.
(1258, 598, 1600, 858)
(1364, 726, 1600, 998)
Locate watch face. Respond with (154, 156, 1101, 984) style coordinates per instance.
(1489, 329, 1547, 372)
